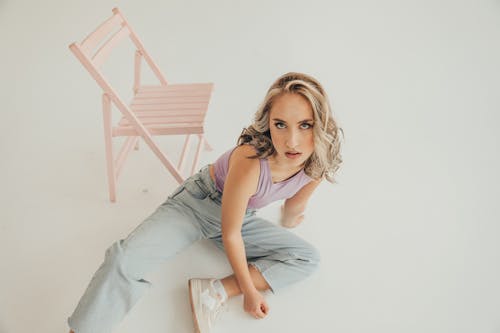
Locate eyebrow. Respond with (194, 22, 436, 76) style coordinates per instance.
(272, 118, 314, 123)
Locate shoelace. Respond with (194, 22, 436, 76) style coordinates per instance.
(200, 289, 217, 310)
(200, 289, 228, 327)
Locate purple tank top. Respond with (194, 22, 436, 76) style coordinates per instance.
(213, 146, 313, 209)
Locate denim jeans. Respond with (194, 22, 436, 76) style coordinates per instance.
(68, 165, 320, 333)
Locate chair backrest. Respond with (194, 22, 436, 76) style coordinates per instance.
(69, 7, 167, 99)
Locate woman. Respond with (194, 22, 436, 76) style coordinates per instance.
(68, 72, 343, 333)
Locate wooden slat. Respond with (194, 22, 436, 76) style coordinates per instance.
(141, 87, 212, 94)
(119, 115, 205, 126)
(130, 110, 207, 117)
(138, 83, 213, 92)
(131, 103, 208, 111)
(139, 88, 213, 93)
(133, 96, 210, 105)
(92, 26, 130, 67)
(135, 84, 213, 96)
(134, 91, 212, 99)
(117, 122, 204, 129)
(113, 124, 203, 136)
(120, 118, 203, 126)
(131, 96, 210, 105)
(81, 14, 123, 55)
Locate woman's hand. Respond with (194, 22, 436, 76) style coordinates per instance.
(280, 205, 304, 228)
(243, 288, 269, 319)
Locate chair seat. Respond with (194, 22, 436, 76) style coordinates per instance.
(114, 83, 214, 136)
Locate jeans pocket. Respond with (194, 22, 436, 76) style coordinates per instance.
(184, 179, 209, 200)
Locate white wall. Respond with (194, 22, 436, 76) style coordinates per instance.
(1, 0, 499, 332)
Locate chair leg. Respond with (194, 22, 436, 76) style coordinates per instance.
(190, 134, 205, 176)
(102, 94, 116, 202)
(134, 137, 139, 150)
(115, 136, 139, 179)
(178, 134, 191, 174)
(199, 134, 213, 151)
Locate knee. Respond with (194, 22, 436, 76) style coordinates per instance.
(304, 244, 321, 270)
(103, 240, 152, 284)
(103, 240, 130, 276)
(294, 243, 321, 273)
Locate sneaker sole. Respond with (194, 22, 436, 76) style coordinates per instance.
(188, 279, 201, 333)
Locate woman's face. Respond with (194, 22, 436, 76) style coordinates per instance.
(268, 93, 315, 168)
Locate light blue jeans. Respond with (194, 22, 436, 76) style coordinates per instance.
(68, 165, 320, 333)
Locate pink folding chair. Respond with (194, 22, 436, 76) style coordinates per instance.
(69, 7, 214, 202)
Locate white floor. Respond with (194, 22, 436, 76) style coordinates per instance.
(1, 1, 500, 333)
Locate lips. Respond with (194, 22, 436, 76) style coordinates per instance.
(285, 151, 302, 159)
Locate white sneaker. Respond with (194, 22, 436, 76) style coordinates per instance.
(188, 278, 228, 333)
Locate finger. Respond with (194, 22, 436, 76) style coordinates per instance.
(257, 304, 266, 319)
(251, 309, 262, 319)
(255, 307, 266, 319)
(261, 302, 270, 315)
(247, 309, 257, 318)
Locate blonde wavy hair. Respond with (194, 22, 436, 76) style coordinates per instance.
(237, 72, 344, 183)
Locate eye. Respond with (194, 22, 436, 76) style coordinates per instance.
(300, 123, 313, 129)
(274, 122, 286, 129)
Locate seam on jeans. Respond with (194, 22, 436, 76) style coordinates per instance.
(168, 186, 185, 200)
(243, 238, 285, 256)
(243, 239, 298, 276)
(242, 229, 298, 260)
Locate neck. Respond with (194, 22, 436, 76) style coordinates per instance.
(268, 154, 304, 174)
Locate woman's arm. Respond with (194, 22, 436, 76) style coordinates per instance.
(281, 178, 322, 228)
(221, 146, 261, 294)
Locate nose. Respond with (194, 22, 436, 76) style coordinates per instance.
(285, 128, 299, 149)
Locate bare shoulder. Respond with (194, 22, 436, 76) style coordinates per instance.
(231, 144, 259, 159)
(228, 144, 260, 171)
(225, 144, 261, 197)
